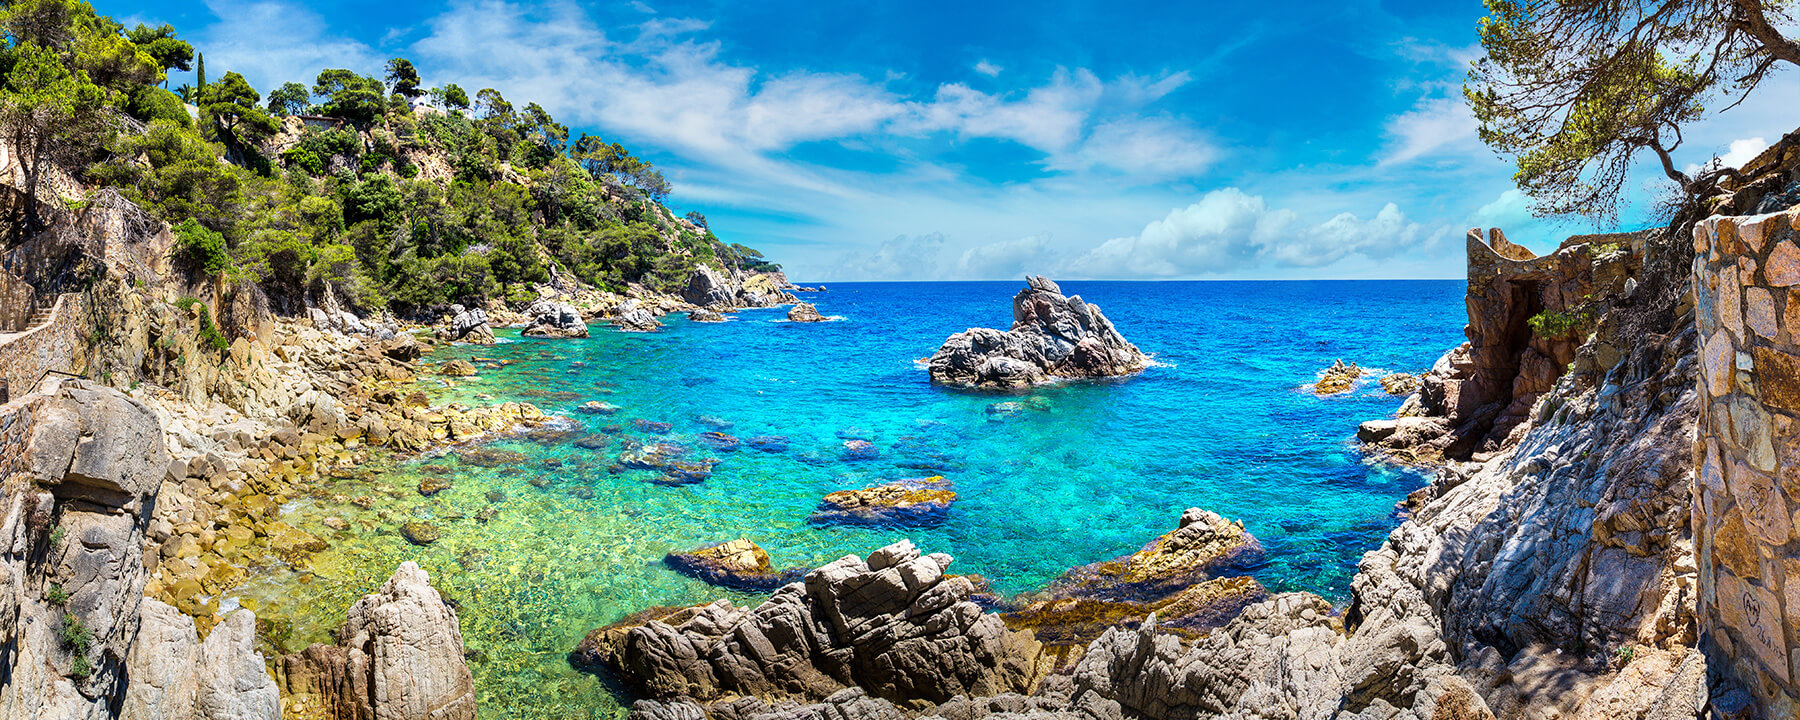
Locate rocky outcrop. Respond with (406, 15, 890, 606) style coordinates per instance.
(687, 309, 725, 323)
(788, 303, 827, 322)
(1362, 228, 1648, 463)
(120, 600, 280, 720)
(682, 265, 799, 311)
(280, 562, 477, 720)
(308, 306, 396, 341)
(0, 380, 171, 720)
(435, 304, 495, 344)
(682, 265, 737, 310)
(809, 477, 957, 527)
(522, 300, 590, 338)
(928, 277, 1147, 389)
(1315, 359, 1363, 394)
(665, 539, 807, 591)
(1048, 508, 1262, 603)
(573, 541, 1049, 713)
(616, 300, 664, 333)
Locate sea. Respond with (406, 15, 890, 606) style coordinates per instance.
(228, 279, 1467, 718)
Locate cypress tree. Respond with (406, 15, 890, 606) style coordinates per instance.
(195, 53, 206, 90)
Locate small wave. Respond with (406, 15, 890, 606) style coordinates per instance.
(1143, 355, 1178, 369)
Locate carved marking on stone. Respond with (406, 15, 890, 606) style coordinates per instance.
(1720, 572, 1792, 684)
(1729, 460, 1792, 546)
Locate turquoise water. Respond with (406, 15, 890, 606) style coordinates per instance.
(239, 280, 1464, 718)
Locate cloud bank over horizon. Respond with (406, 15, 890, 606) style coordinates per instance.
(127, 0, 1800, 282)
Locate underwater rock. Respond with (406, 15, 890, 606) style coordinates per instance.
(418, 476, 452, 497)
(664, 539, 807, 591)
(457, 447, 525, 467)
(1315, 359, 1363, 395)
(400, 522, 441, 545)
(654, 460, 717, 485)
(484, 490, 506, 503)
(1050, 508, 1263, 603)
(810, 476, 956, 526)
(280, 562, 476, 720)
(746, 435, 790, 452)
(576, 401, 620, 415)
(572, 541, 1046, 712)
(632, 419, 674, 434)
(928, 276, 1147, 389)
(788, 303, 828, 322)
(522, 300, 590, 338)
(687, 308, 726, 323)
(574, 434, 612, 450)
(841, 439, 880, 461)
(440, 359, 478, 377)
(695, 415, 734, 429)
(698, 431, 740, 452)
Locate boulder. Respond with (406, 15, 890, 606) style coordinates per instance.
(664, 539, 807, 591)
(928, 277, 1146, 389)
(681, 265, 737, 310)
(615, 300, 663, 333)
(809, 476, 956, 526)
(436, 304, 495, 345)
(576, 401, 621, 414)
(440, 359, 477, 377)
(400, 522, 440, 545)
(121, 601, 281, 720)
(281, 563, 476, 720)
(382, 334, 423, 362)
(687, 309, 726, 323)
(1050, 508, 1263, 602)
(788, 303, 827, 322)
(1379, 372, 1421, 395)
(522, 300, 590, 339)
(572, 541, 1048, 712)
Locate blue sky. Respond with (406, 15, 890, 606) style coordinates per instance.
(115, 0, 1799, 281)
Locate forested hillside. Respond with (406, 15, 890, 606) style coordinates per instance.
(1, 0, 778, 318)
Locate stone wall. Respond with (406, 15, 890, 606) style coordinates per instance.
(1691, 205, 1800, 716)
(0, 293, 86, 398)
(0, 270, 33, 332)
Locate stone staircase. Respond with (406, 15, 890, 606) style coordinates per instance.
(22, 305, 51, 331)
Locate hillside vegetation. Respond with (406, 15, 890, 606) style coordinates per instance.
(0, 0, 777, 317)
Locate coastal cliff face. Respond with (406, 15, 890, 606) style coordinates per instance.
(1690, 206, 1800, 715)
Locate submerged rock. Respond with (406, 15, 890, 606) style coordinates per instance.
(418, 476, 452, 497)
(400, 522, 441, 545)
(440, 359, 478, 377)
(632, 419, 673, 434)
(1314, 359, 1362, 394)
(698, 431, 740, 452)
(810, 476, 956, 526)
(664, 539, 807, 591)
(928, 276, 1147, 389)
(746, 435, 789, 452)
(788, 302, 827, 322)
(281, 563, 476, 720)
(522, 300, 590, 338)
(576, 400, 621, 414)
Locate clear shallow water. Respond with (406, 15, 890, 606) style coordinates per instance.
(232, 280, 1465, 719)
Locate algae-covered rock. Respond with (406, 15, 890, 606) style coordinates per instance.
(400, 522, 441, 545)
(418, 476, 452, 497)
(1315, 359, 1362, 395)
(810, 476, 956, 526)
(664, 539, 807, 591)
(1050, 507, 1263, 601)
(1379, 372, 1421, 395)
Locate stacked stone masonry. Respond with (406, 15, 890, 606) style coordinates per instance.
(0, 293, 85, 397)
(1692, 205, 1800, 716)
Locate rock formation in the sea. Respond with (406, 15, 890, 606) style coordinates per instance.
(1361, 227, 1647, 463)
(280, 562, 477, 720)
(787, 302, 827, 322)
(439, 358, 477, 377)
(681, 265, 800, 311)
(687, 308, 725, 323)
(572, 541, 1049, 713)
(1314, 359, 1362, 394)
(615, 299, 664, 332)
(436, 304, 496, 344)
(1378, 372, 1420, 395)
(521, 300, 590, 338)
(121, 601, 281, 720)
(664, 539, 807, 591)
(928, 276, 1148, 389)
(808, 476, 958, 526)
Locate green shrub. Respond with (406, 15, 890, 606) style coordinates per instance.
(59, 614, 92, 653)
(46, 583, 67, 605)
(126, 86, 192, 128)
(48, 527, 64, 546)
(281, 147, 324, 175)
(71, 655, 91, 679)
(1527, 308, 1591, 338)
(173, 297, 230, 351)
(172, 218, 230, 275)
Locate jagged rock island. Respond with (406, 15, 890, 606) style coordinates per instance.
(928, 276, 1148, 388)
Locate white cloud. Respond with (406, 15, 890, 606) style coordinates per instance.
(189, 0, 385, 90)
(630, 1, 657, 13)
(1057, 189, 1449, 277)
(1046, 116, 1215, 178)
(1378, 97, 1479, 166)
(974, 60, 1002, 77)
(1684, 137, 1770, 176)
(956, 234, 1054, 278)
(827, 233, 947, 280)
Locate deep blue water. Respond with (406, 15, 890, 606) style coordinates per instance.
(252, 279, 1467, 717)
